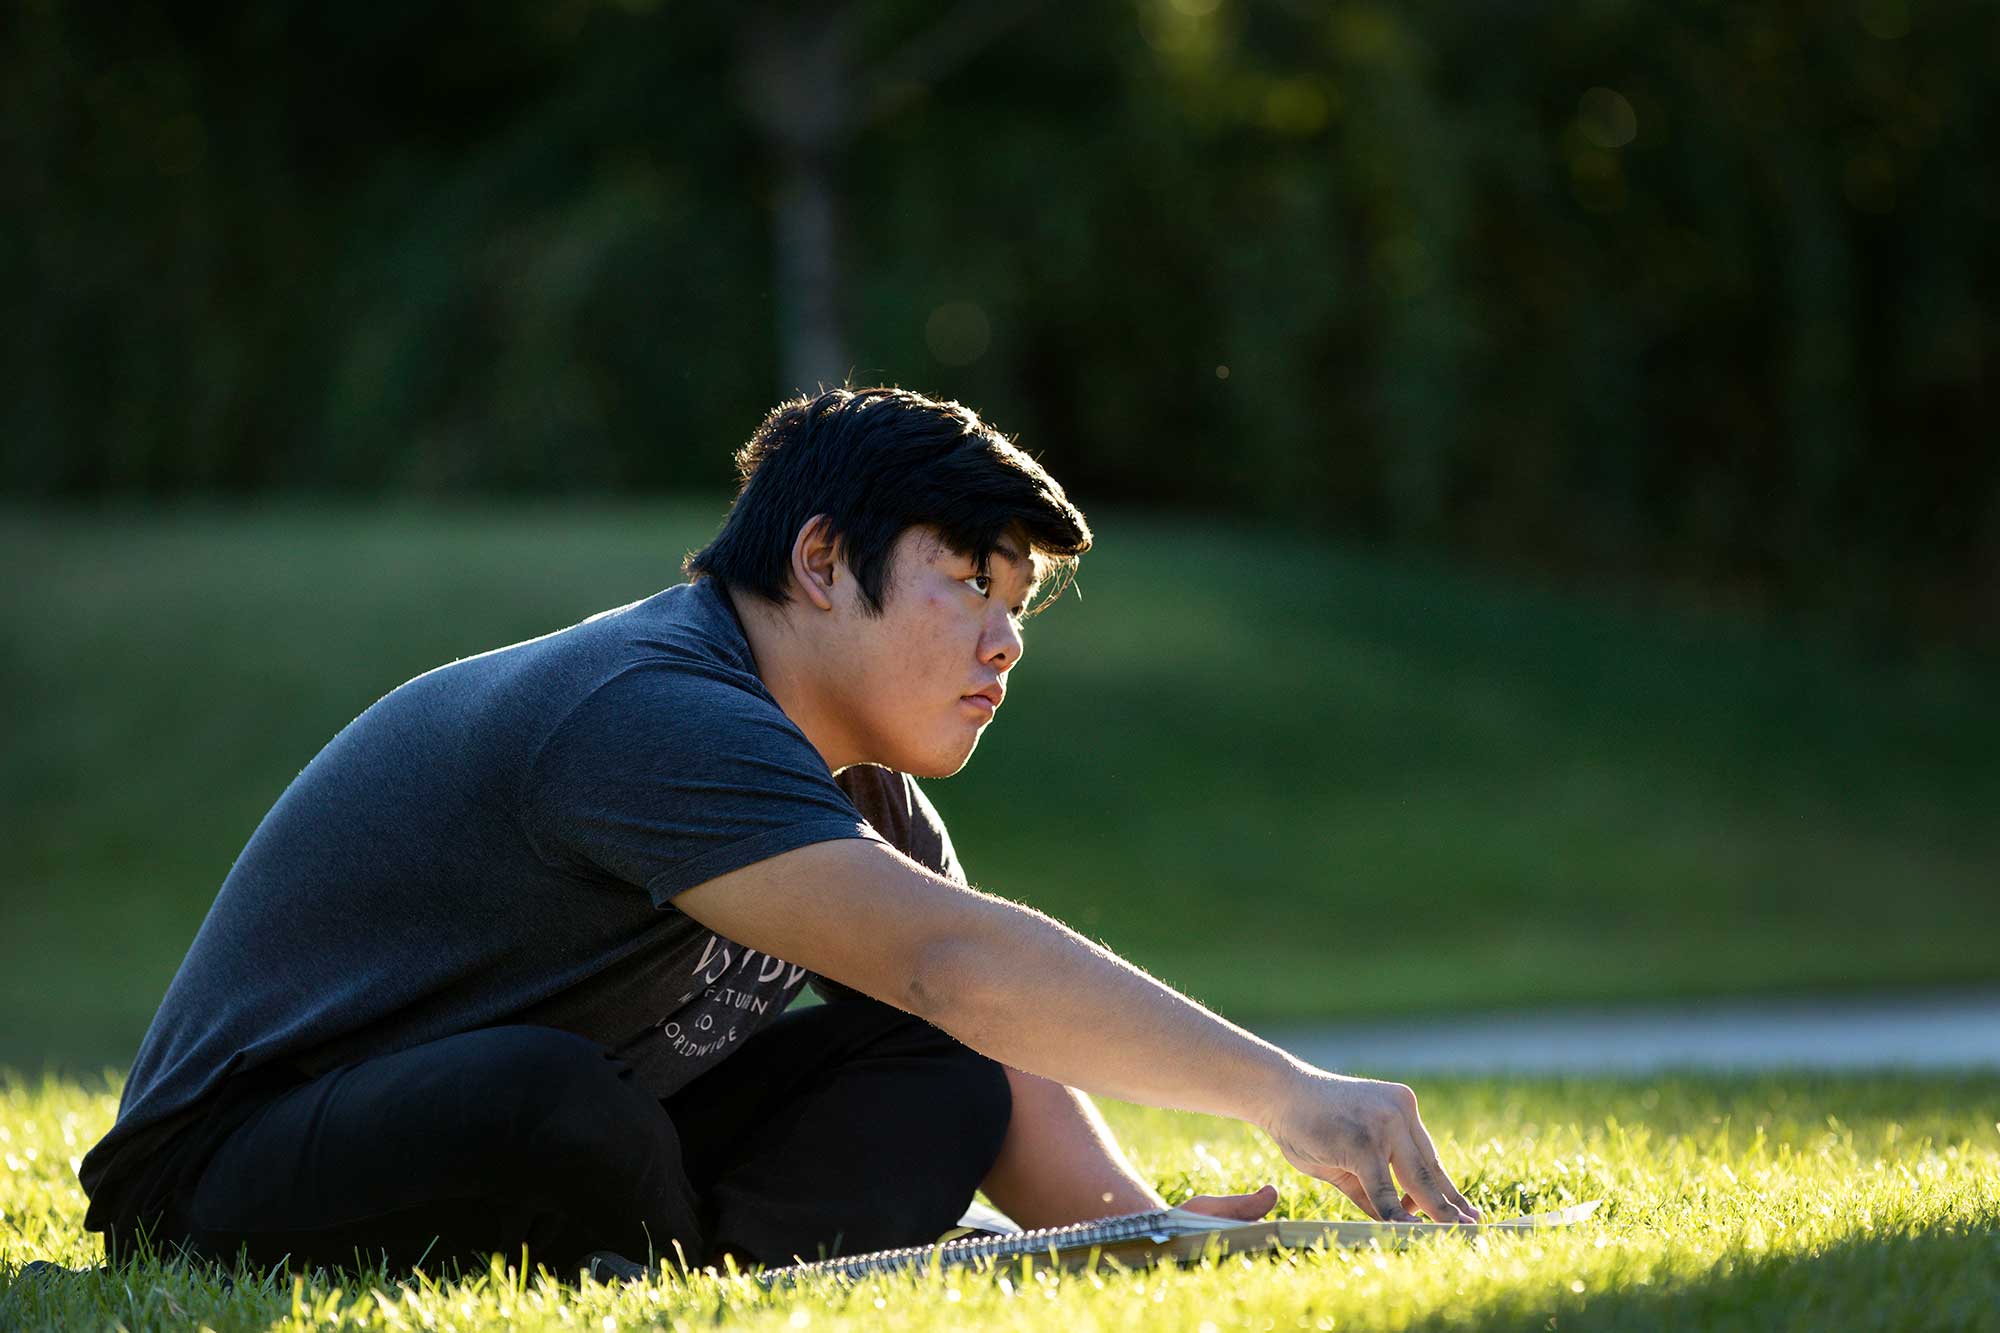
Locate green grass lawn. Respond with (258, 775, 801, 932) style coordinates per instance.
(3, 1072, 1996, 1330)
(4, 502, 1999, 1072)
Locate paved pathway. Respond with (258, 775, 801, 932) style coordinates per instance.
(1263, 990, 2000, 1075)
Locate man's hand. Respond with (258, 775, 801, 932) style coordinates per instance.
(1263, 1070, 1481, 1224)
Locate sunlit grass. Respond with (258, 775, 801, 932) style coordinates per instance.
(5, 1072, 1996, 1330)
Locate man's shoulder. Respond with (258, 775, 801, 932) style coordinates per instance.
(441, 580, 766, 725)
(581, 582, 755, 665)
(309, 580, 772, 803)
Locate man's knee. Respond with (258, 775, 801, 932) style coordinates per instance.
(830, 1006, 1013, 1183)
(964, 1051, 1013, 1175)
(922, 1037, 1014, 1181)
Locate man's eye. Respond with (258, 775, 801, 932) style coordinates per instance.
(964, 574, 992, 597)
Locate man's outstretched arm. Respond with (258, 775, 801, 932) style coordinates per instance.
(673, 838, 1479, 1225)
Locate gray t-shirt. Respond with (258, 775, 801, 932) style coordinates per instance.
(79, 577, 963, 1216)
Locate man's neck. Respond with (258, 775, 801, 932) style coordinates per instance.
(725, 585, 859, 774)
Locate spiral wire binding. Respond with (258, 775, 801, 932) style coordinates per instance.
(757, 1207, 1181, 1285)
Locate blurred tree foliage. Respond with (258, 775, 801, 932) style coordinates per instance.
(5, 0, 1995, 644)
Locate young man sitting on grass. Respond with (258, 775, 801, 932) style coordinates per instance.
(78, 386, 1480, 1281)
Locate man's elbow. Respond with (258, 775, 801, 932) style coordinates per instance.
(901, 931, 989, 1029)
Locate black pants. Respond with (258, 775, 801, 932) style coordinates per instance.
(147, 997, 1010, 1277)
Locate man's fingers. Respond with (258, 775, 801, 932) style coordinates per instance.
(1360, 1161, 1418, 1223)
(1392, 1136, 1474, 1224)
(1408, 1120, 1488, 1216)
(1328, 1170, 1380, 1220)
(1400, 1184, 1464, 1216)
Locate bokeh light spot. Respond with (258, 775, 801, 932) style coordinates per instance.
(1577, 88, 1638, 149)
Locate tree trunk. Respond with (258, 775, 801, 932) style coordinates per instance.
(739, 6, 855, 396)
(738, 0, 1051, 398)
(772, 146, 845, 393)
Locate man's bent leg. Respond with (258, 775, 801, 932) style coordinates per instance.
(182, 1026, 704, 1276)
(664, 996, 1011, 1267)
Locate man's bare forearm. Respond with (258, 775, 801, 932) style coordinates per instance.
(908, 893, 1313, 1130)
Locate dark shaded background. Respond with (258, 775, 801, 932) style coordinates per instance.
(8, 0, 1996, 646)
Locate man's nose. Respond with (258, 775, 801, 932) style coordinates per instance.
(983, 610, 1024, 668)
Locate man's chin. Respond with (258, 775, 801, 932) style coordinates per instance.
(901, 735, 980, 780)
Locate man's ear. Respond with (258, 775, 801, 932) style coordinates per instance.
(789, 514, 842, 611)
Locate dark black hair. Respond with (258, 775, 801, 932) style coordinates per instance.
(685, 387, 1092, 615)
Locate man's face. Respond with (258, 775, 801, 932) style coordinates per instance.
(824, 526, 1036, 779)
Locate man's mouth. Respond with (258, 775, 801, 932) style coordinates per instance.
(961, 683, 1004, 719)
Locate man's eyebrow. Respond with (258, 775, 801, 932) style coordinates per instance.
(986, 539, 1042, 599)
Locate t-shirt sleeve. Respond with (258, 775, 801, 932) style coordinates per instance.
(524, 662, 888, 907)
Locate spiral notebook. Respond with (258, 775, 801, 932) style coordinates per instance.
(755, 1199, 1602, 1285)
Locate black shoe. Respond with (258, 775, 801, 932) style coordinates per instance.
(581, 1251, 653, 1284)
